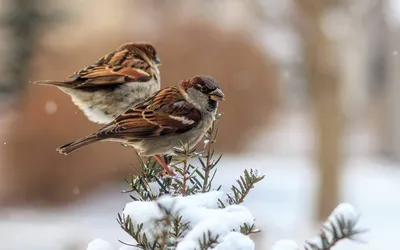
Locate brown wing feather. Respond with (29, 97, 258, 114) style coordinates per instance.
(55, 48, 153, 88)
(95, 87, 202, 139)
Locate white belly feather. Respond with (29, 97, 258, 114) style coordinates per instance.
(60, 78, 160, 124)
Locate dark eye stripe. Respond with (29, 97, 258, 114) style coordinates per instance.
(205, 87, 217, 94)
(195, 84, 217, 94)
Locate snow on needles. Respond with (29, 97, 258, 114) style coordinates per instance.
(306, 203, 360, 248)
(121, 191, 255, 250)
(271, 202, 360, 250)
(329, 202, 358, 225)
(177, 205, 254, 250)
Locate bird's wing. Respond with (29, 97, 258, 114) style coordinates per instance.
(62, 48, 154, 88)
(95, 87, 202, 139)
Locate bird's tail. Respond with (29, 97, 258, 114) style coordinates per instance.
(31, 80, 70, 88)
(57, 134, 102, 155)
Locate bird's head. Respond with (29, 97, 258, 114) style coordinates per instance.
(120, 42, 162, 66)
(181, 75, 225, 112)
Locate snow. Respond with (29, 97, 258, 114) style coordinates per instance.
(122, 200, 163, 227)
(174, 191, 225, 209)
(213, 232, 254, 250)
(122, 191, 227, 229)
(305, 237, 323, 249)
(272, 240, 299, 250)
(87, 239, 114, 250)
(119, 246, 141, 250)
(177, 204, 254, 249)
(122, 191, 254, 250)
(329, 203, 358, 224)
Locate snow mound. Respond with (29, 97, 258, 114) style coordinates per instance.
(87, 239, 114, 250)
(121, 191, 255, 250)
(213, 232, 255, 250)
(272, 239, 299, 250)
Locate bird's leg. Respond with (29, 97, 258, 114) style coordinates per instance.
(154, 154, 175, 176)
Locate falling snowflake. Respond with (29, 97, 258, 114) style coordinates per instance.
(283, 71, 290, 79)
(45, 101, 58, 114)
(72, 186, 80, 195)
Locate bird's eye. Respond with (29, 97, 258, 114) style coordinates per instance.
(195, 84, 208, 93)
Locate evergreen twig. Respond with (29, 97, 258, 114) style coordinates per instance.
(202, 114, 222, 192)
(221, 169, 265, 206)
(304, 213, 367, 250)
(240, 223, 261, 235)
(198, 231, 219, 250)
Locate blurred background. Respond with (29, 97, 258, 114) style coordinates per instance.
(0, 0, 399, 249)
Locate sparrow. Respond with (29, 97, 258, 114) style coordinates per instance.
(57, 75, 225, 175)
(33, 42, 162, 124)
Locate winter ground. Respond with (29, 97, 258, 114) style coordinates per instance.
(0, 155, 398, 250)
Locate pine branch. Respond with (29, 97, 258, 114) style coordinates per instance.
(202, 130, 213, 193)
(240, 223, 261, 235)
(224, 169, 265, 205)
(198, 231, 219, 250)
(202, 114, 222, 192)
(171, 216, 190, 248)
(122, 154, 171, 201)
(171, 143, 201, 196)
(116, 214, 152, 250)
(304, 213, 367, 250)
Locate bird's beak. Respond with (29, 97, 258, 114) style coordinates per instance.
(153, 56, 162, 65)
(209, 89, 225, 101)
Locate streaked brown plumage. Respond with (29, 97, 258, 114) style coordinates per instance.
(33, 42, 162, 124)
(57, 75, 225, 175)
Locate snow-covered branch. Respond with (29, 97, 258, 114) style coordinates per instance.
(273, 203, 367, 250)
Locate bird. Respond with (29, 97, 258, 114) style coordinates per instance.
(57, 75, 225, 176)
(33, 42, 162, 124)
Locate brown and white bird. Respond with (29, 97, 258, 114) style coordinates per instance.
(57, 75, 225, 175)
(33, 42, 162, 124)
